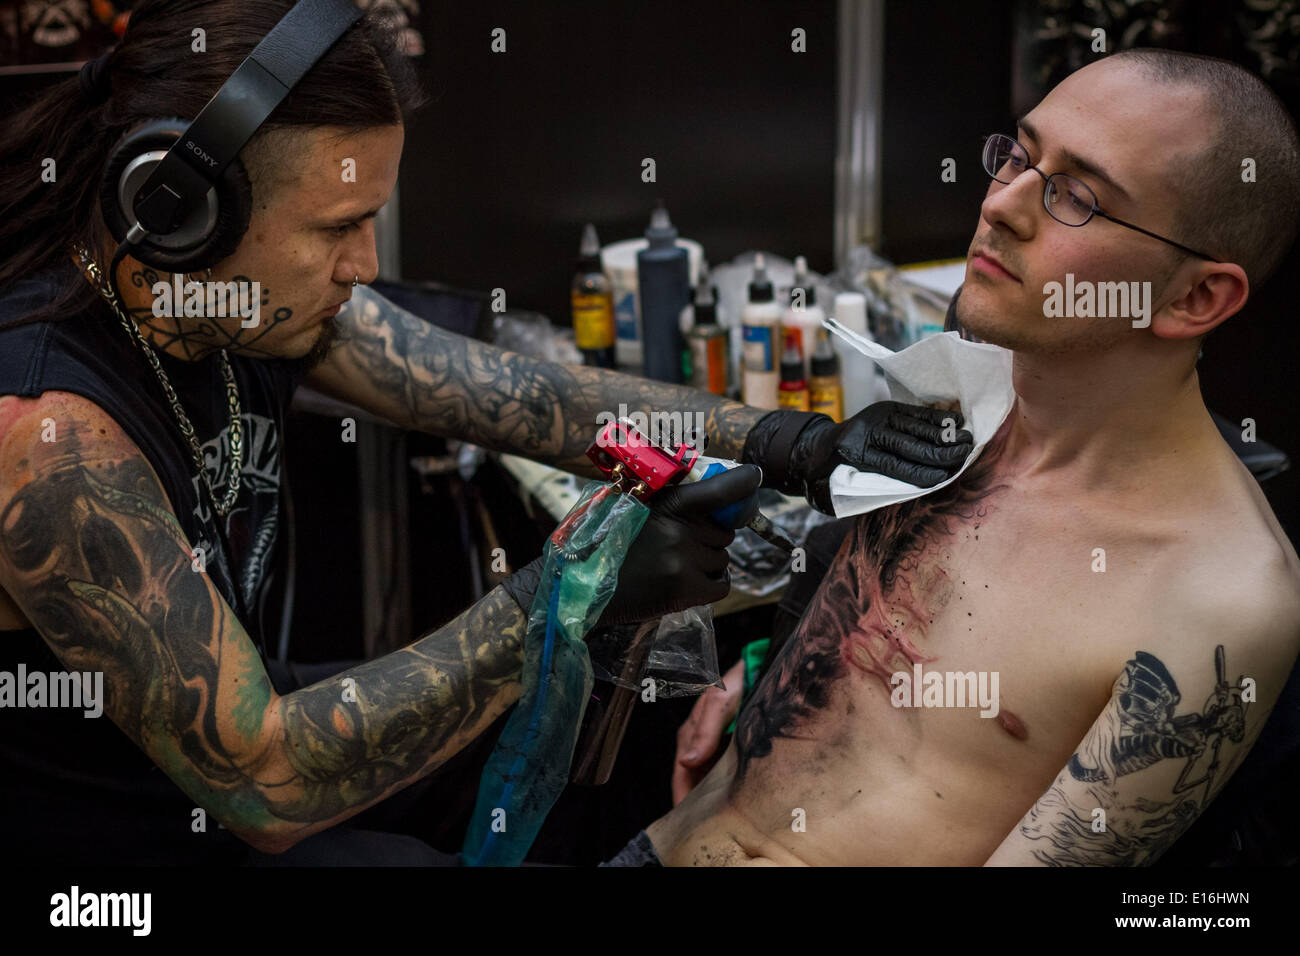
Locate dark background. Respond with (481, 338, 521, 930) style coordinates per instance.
(402, 1, 839, 311)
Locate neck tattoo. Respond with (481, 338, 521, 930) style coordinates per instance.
(73, 244, 244, 519)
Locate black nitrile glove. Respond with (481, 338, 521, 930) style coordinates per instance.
(599, 463, 761, 626)
(499, 466, 761, 626)
(498, 556, 545, 616)
(742, 403, 974, 515)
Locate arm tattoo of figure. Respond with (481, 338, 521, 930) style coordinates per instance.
(1017, 646, 1251, 866)
(319, 286, 764, 473)
(270, 590, 527, 827)
(0, 413, 528, 841)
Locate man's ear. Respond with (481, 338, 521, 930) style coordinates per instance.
(1150, 261, 1249, 340)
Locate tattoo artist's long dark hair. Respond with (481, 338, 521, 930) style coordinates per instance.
(0, 0, 426, 327)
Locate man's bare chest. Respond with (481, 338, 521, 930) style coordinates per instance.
(733, 477, 1148, 783)
(861, 503, 1130, 755)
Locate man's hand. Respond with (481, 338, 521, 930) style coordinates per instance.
(742, 403, 974, 513)
(601, 464, 761, 626)
(672, 658, 745, 804)
(500, 466, 762, 625)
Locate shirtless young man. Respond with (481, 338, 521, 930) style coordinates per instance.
(643, 49, 1300, 866)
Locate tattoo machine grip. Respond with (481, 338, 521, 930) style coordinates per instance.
(586, 419, 791, 549)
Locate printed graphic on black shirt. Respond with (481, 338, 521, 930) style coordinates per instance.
(190, 411, 282, 620)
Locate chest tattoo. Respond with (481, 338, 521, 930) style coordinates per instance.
(734, 420, 1017, 779)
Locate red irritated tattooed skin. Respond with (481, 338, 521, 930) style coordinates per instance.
(733, 413, 1019, 783)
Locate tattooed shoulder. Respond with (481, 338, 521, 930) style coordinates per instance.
(0, 391, 278, 833)
(1, 390, 534, 852)
(1010, 633, 1294, 866)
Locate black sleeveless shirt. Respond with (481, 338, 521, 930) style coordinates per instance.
(0, 258, 302, 864)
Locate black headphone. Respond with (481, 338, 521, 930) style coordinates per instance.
(100, 0, 364, 275)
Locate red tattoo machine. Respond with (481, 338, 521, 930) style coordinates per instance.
(584, 419, 794, 551)
(566, 419, 791, 787)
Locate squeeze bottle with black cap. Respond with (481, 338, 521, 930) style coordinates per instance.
(778, 330, 810, 411)
(571, 223, 616, 368)
(741, 254, 781, 409)
(685, 264, 729, 395)
(636, 203, 691, 382)
(782, 256, 824, 380)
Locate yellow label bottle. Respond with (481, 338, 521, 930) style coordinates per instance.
(808, 329, 843, 420)
(809, 377, 843, 420)
(572, 223, 616, 367)
(572, 293, 616, 349)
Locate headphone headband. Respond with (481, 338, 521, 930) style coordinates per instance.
(131, 0, 365, 236)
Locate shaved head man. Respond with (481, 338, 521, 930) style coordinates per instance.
(633, 50, 1300, 867)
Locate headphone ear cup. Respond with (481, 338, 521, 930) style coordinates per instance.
(99, 117, 253, 275)
(189, 158, 252, 272)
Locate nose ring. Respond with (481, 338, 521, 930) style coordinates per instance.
(352, 275, 359, 287)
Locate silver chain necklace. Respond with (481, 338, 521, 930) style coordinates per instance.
(74, 244, 244, 518)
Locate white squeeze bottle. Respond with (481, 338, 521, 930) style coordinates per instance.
(782, 255, 825, 381)
(741, 254, 782, 409)
(833, 291, 880, 418)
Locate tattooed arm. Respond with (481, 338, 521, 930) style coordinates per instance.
(0, 391, 529, 854)
(985, 624, 1299, 866)
(303, 285, 766, 476)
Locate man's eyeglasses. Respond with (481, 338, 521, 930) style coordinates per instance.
(980, 133, 1220, 263)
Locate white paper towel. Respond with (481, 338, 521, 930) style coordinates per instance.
(823, 318, 1016, 518)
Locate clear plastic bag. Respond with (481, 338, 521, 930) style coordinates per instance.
(644, 604, 722, 697)
(462, 482, 648, 866)
(587, 605, 722, 699)
(586, 491, 829, 695)
(490, 310, 583, 364)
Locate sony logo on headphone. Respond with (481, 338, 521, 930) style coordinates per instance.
(184, 140, 219, 168)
